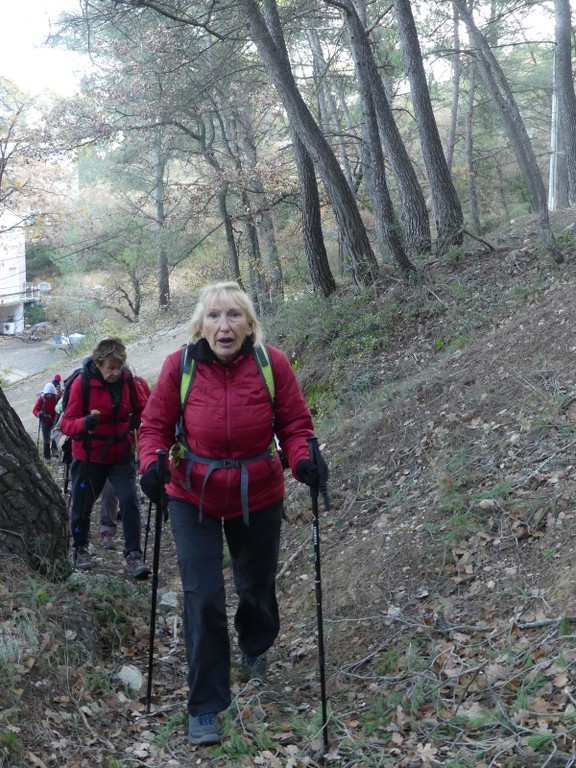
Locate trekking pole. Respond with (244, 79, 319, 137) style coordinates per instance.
(145, 449, 168, 714)
(36, 416, 42, 453)
(307, 436, 330, 755)
(143, 499, 153, 561)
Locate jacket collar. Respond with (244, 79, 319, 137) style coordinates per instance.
(188, 337, 254, 365)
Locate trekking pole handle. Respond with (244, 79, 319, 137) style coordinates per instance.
(307, 436, 330, 511)
(87, 409, 100, 434)
(156, 449, 169, 521)
(156, 448, 167, 474)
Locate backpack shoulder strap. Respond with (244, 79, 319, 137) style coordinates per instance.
(253, 344, 275, 407)
(124, 370, 137, 413)
(180, 345, 197, 409)
(81, 370, 91, 416)
(177, 343, 274, 430)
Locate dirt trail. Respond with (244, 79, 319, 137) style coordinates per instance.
(4, 323, 190, 438)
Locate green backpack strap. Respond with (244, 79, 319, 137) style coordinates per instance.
(253, 344, 275, 409)
(179, 343, 274, 411)
(179, 345, 197, 409)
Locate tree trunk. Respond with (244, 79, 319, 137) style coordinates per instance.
(465, 63, 482, 235)
(262, 0, 336, 297)
(554, 0, 576, 206)
(237, 114, 284, 303)
(241, 190, 272, 313)
(0, 387, 69, 573)
(445, 2, 461, 172)
(218, 181, 242, 283)
(340, 0, 432, 257)
(293, 131, 338, 296)
(152, 132, 170, 308)
(308, 27, 356, 191)
(454, 0, 564, 264)
(392, 0, 464, 255)
(242, 0, 380, 287)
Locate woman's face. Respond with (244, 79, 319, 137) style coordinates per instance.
(201, 300, 252, 362)
(96, 357, 124, 383)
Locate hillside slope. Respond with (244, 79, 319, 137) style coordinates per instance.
(2, 213, 576, 768)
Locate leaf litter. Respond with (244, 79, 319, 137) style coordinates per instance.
(4, 213, 576, 765)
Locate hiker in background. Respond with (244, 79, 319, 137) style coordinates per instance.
(138, 281, 327, 746)
(32, 382, 60, 460)
(99, 370, 152, 550)
(61, 336, 150, 578)
(52, 373, 62, 395)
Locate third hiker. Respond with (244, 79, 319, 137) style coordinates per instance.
(32, 382, 61, 460)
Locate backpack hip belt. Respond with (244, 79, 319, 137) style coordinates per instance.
(173, 343, 278, 525)
(177, 444, 276, 525)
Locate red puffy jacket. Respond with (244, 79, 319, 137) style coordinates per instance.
(32, 393, 60, 424)
(138, 341, 314, 520)
(61, 362, 147, 464)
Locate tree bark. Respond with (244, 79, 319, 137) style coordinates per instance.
(392, 0, 464, 255)
(262, 0, 336, 297)
(241, 0, 379, 287)
(0, 387, 69, 573)
(445, 2, 461, 172)
(338, 0, 431, 257)
(152, 129, 170, 308)
(454, 0, 564, 264)
(554, 0, 576, 206)
(465, 63, 482, 235)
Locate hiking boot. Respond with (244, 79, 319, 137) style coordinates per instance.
(188, 713, 221, 745)
(125, 551, 150, 580)
(100, 533, 116, 550)
(74, 546, 92, 571)
(239, 653, 268, 681)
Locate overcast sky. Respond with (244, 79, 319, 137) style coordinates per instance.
(0, 0, 87, 96)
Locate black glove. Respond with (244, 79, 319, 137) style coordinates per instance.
(296, 458, 328, 489)
(38, 412, 44, 422)
(140, 463, 172, 504)
(129, 415, 141, 431)
(83, 413, 100, 432)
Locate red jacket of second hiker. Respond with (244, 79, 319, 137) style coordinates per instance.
(138, 342, 314, 519)
(61, 365, 147, 464)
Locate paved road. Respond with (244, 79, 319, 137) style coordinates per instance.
(0, 336, 65, 383)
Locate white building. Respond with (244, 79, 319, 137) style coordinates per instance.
(0, 209, 34, 335)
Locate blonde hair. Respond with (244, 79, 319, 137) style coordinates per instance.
(92, 336, 127, 366)
(188, 281, 263, 345)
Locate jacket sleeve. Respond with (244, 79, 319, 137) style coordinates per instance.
(32, 396, 42, 417)
(138, 352, 182, 473)
(269, 347, 315, 477)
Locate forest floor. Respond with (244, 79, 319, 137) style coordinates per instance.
(3, 210, 576, 767)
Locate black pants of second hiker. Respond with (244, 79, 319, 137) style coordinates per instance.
(40, 420, 53, 459)
(70, 457, 142, 555)
(99, 478, 120, 535)
(169, 498, 283, 717)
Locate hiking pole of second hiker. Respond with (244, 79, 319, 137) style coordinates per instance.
(307, 436, 330, 755)
(146, 449, 168, 714)
(143, 499, 153, 561)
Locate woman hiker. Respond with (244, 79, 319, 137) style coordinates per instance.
(138, 280, 327, 746)
(61, 336, 150, 578)
(32, 382, 61, 461)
